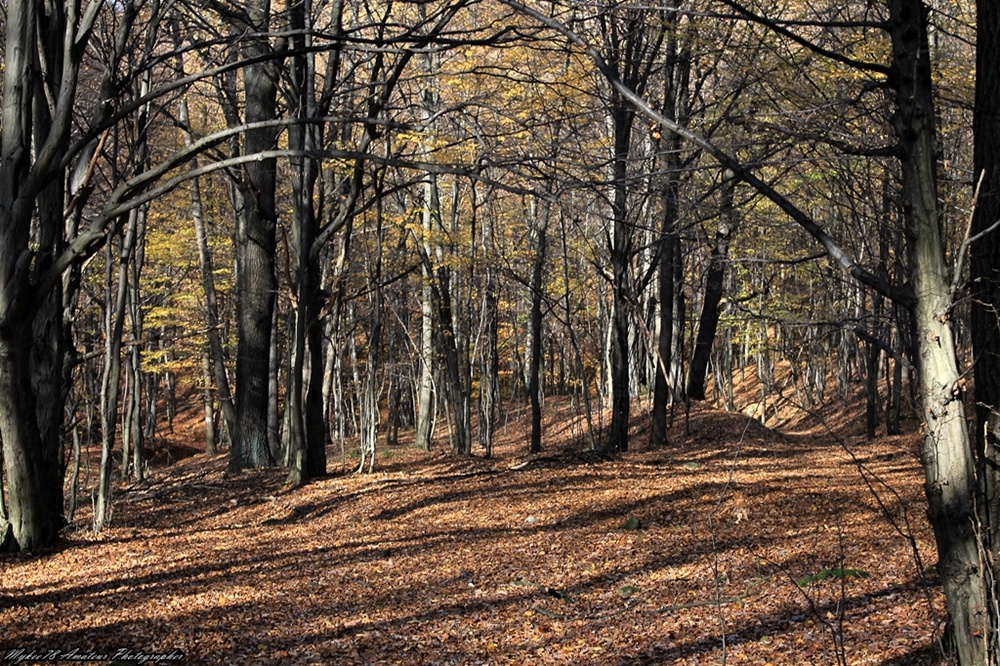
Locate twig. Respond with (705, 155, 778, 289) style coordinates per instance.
(705, 416, 754, 665)
(950, 170, 1000, 303)
(654, 577, 769, 613)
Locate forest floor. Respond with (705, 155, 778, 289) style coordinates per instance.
(2, 382, 946, 665)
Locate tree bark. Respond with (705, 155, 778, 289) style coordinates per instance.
(174, 66, 236, 448)
(688, 175, 736, 401)
(889, 1, 987, 662)
(608, 99, 635, 454)
(528, 196, 550, 455)
(286, 0, 328, 485)
(230, 0, 280, 472)
(0, 0, 121, 552)
(479, 212, 500, 458)
(96, 213, 139, 531)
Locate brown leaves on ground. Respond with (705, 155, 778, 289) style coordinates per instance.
(1, 402, 944, 665)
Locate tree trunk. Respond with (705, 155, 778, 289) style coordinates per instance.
(479, 264, 500, 459)
(96, 212, 139, 531)
(889, 1, 987, 663)
(230, 0, 280, 472)
(285, 0, 327, 485)
(415, 29, 442, 452)
(688, 175, 736, 401)
(201, 354, 218, 456)
(176, 82, 236, 447)
(415, 265, 436, 451)
(971, 0, 1000, 659)
(608, 100, 635, 454)
(528, 196, 549, 455)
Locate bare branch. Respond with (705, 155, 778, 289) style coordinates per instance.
(500, 0, 914, 309)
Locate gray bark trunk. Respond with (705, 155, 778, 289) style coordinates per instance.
(96, 211, 139, 531)
(176, 82, 236, 448)
(479, 221, 500, 458)
(889, 1, 987, 662)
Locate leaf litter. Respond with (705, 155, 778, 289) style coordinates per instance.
(1, 399, 945, 665)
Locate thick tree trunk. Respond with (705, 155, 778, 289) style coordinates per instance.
(0, 341, 64, 552)
(230, 0, 280, 472)
(889, 2, 987, 663)
(285, 0, 327, 485)
(0, 0, 131, 552)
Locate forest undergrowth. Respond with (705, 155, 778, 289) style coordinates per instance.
(1, 384, 945, 665)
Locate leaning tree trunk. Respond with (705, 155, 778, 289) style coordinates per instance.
(688, 174, 736, 401)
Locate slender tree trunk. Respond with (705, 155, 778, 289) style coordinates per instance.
(176, 84, 236, 446)
(358, 265, 383, 474)
(415, 263, 436, 451)
(688, 175, 736, 401)
(127, 208, 147, 481)
(559, 213, 599, 451)
(414, 44, 441, 453)
(479, 260, 500, 459)
(608, 101, 635, 454)
(528, 196, 549, 454)
(96, 212, 139, 531)
(201, 354, 218, 456)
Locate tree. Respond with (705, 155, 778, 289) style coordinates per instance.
(970, 0, 1000, 658)
(591, 3, 664, 453)
(650, 0, 691, 442)
(226, 0, 281, 473)
(688, 172, 736, 401)
(0, 0, 138, 552)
